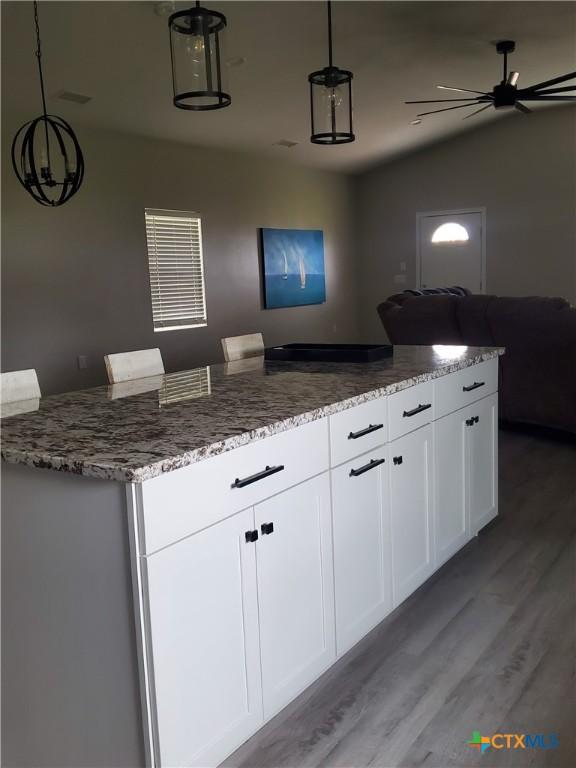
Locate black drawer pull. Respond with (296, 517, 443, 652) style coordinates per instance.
(261, 522, 274, 535)
(403, 403, 432, 418)
(466, 418, 474, 427)
(463, 381, 485, 393)
(393, 456, 403, 466)
(349, 457, 385, 477)
(233, 464, 285, 489)
(348, 423, 384, 440)
(245, 530, 259, 543)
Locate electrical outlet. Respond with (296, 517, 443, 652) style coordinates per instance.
(77, 355, 88, 370)
(393, 274, 407, 285)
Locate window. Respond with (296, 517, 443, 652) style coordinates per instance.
(145, 209, 207, 332)
(431, 222, 469, 244)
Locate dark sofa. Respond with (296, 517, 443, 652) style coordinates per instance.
(377, 292, 576, 434)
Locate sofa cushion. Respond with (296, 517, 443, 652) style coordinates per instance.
(486, 297, 576, 432)
(456, 295, 497, 345)
(378, 295, 462, 345)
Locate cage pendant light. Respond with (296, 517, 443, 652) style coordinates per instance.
(11, 1, 85, 207)
(169, 1, 231, 111)
(308, 1, 354, 144)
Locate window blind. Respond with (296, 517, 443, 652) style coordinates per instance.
(145, 209, 207, 332)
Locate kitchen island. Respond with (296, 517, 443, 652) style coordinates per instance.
(1, 345, 503, 768)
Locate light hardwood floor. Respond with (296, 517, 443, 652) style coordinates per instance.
(225, 427, 576, 768)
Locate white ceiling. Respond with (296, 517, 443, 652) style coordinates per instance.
(2, 1, 575, 172)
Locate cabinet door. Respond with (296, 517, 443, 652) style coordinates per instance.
(144, 508, 262, 768)
(434, 408, 469, 568)
(389, 425, 434, 606)
(255, 474, 335, 719)
(331, 451, 392, 656)
(467, 393, 498, 535)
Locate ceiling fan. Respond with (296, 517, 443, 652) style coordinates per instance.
(406, 40, 576, 120)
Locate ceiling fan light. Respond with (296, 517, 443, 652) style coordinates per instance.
(507, 71, 519, 86)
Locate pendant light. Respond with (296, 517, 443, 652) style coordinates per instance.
(308, 1, 354, 144)
(168, 1, 231, 111)
(11, 1, 85, 207)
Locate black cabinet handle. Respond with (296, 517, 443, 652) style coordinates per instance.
(348, 423, 384, 440)
(466, 416, 480, 427)
(232, 464, 285, 489)
(393, 456, 403, 465)
(261, 522, 274, 535)
(463, 381, 485, 392)
(349, 458, 385, 477)
(403, 403, 432, 418)
(473, 415, 479, 424)
(466, 418, 474, 427)
(245, 530, 259, 543)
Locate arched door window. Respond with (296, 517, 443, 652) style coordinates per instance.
(431, 222, 469, 244)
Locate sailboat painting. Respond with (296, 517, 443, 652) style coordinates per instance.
(260, 228, 326, 309)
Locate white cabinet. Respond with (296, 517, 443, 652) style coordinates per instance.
(434, 393, 499, 567)
(389, 424, 435, 606)
(254, 474, 335, 718)
(143, 508, 262, 768)
(134, 359, 499, 768)
(331, 450, 392, 656)
(434, 408, 468, 567)
(467, 393, 498, 535)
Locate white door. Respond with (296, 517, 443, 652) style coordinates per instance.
(144, 508, 263, 768)
(389, 425, 434, 606)
(418, 210, 484, 293)
(255, 474, 335, 719)
(434, 408, 469, 568)
(331, 450, 392, 656)
(467, 394, 498, 535)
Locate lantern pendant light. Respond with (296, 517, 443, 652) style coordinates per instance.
(308, 0, 355, 144)
(168, 1, 231, 111)
(11, 1, 85, 207)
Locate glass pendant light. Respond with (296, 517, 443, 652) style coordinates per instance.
(308, 1, 354, 144)
(169, 1, 231, 111)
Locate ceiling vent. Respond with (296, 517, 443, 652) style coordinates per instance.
(273, 139, 298, 148)
(55, 90, 92, 105)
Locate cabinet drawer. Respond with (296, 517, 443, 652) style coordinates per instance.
(434, 358, 498, 419)
(329, 397, 387, 467)
(138, 418, 329, 553)
(388, 380, 434, 441)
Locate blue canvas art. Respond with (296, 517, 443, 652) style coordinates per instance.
(261, 228, 326, 309)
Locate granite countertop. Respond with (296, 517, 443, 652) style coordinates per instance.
(0, 345, 503, 483)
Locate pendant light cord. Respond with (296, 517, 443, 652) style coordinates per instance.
(327, 0, 333, 68)
(33, 0, 51, 165)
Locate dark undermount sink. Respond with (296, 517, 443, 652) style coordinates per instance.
(264, 343, 394, 364)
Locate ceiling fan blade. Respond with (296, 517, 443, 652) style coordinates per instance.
(524, 71, 576, 92)
(507, 71, 519, 86)
(519, 95, 576, 101)
(436, 85, 489, 95)
(405, 98, 482, 104)
(523, 85, 576, 95)
(515, 102, 532, 114)
(462, 104, 491, 120)
(416, 103, 481, 117)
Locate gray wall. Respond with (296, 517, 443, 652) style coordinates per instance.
(2, 463, 144, 767)
(355, 106, 576, 339)
(1, 125, 359, 395)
